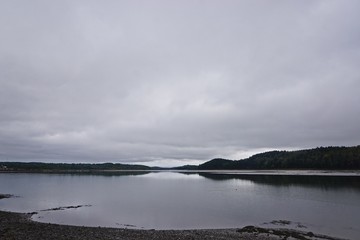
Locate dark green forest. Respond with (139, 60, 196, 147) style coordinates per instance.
(198, 146, 360, 170)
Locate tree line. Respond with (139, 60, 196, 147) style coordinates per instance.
(1, 146, 360, 171)
(198, 146, 360, 170)
(0, 162, 151, 171)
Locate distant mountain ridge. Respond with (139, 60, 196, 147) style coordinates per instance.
(198, 146, 360, 170)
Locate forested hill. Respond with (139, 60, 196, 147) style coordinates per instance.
(198, 146, 360, 170)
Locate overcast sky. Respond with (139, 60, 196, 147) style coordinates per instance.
(1, 1, 359, 166)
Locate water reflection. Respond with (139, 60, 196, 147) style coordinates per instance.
(63, 171, 152, 177)
(137, 171, 203, 179)
(196, 173, 360, 191)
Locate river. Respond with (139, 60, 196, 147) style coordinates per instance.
(0, 171, 359, 239)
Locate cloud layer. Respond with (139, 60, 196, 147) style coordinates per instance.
(1, 1, 360, 166)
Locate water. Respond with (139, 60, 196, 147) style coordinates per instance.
(0, 171, 359, 239)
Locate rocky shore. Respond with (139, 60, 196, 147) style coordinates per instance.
(0, 194, 345, 240)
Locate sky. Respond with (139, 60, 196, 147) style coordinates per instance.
(1, 1, 360, 167)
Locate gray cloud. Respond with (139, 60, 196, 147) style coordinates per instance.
(1, 0, 360, 166)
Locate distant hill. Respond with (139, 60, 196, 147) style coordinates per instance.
(0, 162, 151, 172)
(198, 146, 360, 170)
(172, 165, 199, 170)
(198, 158, 233, 170)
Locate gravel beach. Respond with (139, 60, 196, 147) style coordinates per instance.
(0, 194, 346, 240)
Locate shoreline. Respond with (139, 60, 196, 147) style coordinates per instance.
(0, 210, 346, 240)
(0, 194, 346, 240)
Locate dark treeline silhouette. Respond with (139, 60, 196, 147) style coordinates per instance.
(1, 146, 360, 171)
(198, 146, 360, 170)
(0, 162, 151, 172)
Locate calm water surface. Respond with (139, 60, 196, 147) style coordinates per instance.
(0, 172, 359, 239)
